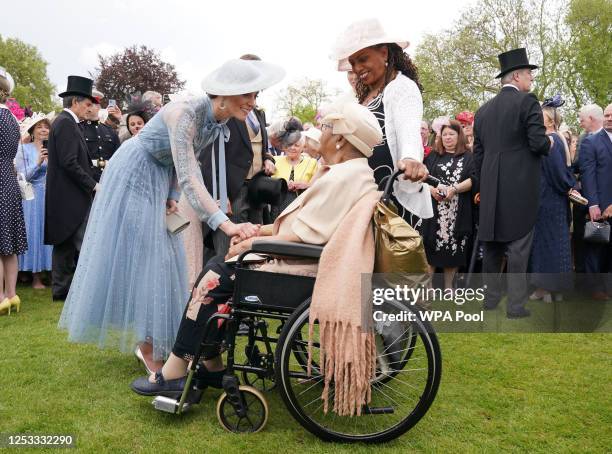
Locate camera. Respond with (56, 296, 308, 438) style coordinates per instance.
(42, 139, 49, 149)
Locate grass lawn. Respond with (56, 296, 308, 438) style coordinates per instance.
(1, 285, 610, 453)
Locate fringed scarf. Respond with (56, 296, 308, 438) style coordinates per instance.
(308, 190, 381, 416)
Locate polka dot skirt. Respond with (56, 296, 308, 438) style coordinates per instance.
(0, 108, 28, 256)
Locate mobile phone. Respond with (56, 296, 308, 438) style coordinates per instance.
(437, 189, 446, 198)
(108, 99, 117, 108)
(42, 139, 48, 149)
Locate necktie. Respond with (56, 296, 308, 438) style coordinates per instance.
(246, 110, 260, 136)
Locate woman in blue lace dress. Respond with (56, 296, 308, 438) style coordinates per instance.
(59, 59, 285, 371)
(529, 103, 577, 301)
(15, 115, 53, 288)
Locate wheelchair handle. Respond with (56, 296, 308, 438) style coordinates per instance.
(381, 169, 445, 204)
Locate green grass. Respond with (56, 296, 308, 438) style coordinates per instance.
(0, 286, 610, 453)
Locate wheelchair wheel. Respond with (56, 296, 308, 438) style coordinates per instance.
(275, 300, 441, 443)
(216, 385, 269, 433)
(373, 298, 419, 384)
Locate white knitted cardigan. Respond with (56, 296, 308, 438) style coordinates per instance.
(383, 73, 433, 219)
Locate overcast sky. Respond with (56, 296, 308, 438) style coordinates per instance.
(3, 0, 472, 119)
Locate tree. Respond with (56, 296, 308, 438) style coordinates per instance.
(276, 78, 336, 124)
(92, 45, 185, 106)
(415, 0, 570, 120)
(0, 35, 56, 112)
(564, 0, 612, 108)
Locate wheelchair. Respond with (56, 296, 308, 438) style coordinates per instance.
(151, 171, 442, 443)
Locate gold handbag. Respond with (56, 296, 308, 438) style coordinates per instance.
(373, 200, 428, 274)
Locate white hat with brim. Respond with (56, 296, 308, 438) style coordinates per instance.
(0, 66, 15, 93)
(19, 112, 52, 140)
(322, 100, 383, 157)
(330, 18, 409, 72)
(201, 59, 286, 96)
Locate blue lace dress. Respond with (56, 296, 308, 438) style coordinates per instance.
(59, 96, 229, 360)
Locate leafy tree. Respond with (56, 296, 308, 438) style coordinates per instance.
(0, 35, 56, 112)
(415, 0, 570, 120)
(276, 78, 336, 124)
(564, 0, 612, 108)
(92, 45, 185, 106)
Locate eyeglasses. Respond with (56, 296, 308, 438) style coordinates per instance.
(321, 123, 333, 131)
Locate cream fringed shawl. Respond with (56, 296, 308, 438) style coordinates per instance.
(308, 190, 381, 416)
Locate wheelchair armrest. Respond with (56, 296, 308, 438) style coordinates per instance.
(249, 240, 323, 259)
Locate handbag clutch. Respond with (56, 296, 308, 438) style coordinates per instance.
(17, 173, 35, 201)
(584, 220, 610, 244)
(166, 212, 190, 234)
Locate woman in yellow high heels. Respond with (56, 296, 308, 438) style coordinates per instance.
(0, 68, 26, 316)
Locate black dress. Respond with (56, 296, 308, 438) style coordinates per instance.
(422, 152, 475, 268)
(0, 108, 28, 255)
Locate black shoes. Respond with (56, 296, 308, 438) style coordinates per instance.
(131, 371, 188, 398)
(506, 307, 531, 319)
(482, 301, 499, 311)
(52, 294, 67, 302)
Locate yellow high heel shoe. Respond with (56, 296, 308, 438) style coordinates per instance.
(0, 298, 11, 316)
(9, 295, 21, 313)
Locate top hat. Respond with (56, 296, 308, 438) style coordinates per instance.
(58, 76, 99, 103)
(248, 171, 288, 206)
(496, 48, 538, 79)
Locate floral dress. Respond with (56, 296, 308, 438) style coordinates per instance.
(423, 152, 473, 268)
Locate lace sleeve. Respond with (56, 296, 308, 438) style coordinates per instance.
(163, 103, 228, 230)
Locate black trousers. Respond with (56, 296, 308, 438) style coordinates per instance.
(51, 215, 88, 299)
(482, 229, 534, 313)
(173, 258, 236, 361)
(202, 182, 264, 266)
(584, 240, 612, 294)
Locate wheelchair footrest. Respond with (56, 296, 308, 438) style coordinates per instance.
(152, 396, 192, 414)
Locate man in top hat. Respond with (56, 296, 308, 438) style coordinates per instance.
(80, 89, 121, 182)
(473, 48, 553, 318)
(45, 75, 99, 300)
(199, 54, 276, 263)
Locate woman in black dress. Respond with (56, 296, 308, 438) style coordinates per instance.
(422, 120, 476, 290)
(0, 68, 28, 315)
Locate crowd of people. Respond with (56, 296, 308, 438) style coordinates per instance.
(0, 19, 610, 393)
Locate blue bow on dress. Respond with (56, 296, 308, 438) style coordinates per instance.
(203, 121, 231, 213)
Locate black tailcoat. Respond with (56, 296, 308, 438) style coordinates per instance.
(45, 110, 97, 245)
(473, 87, 550, 242)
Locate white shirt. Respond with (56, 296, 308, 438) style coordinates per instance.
(63, 108, 80, 123)
(606, 130, 612, 143)
(502, 84, 520, 91)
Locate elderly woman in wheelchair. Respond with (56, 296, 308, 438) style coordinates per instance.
(131, 100, 441, 441)
(132, 98, 381, 390)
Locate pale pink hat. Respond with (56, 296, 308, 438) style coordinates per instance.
(330, 18, 409, 72)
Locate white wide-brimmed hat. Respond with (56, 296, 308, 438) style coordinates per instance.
(0, 66, 15, 93)
(19, 112, 52, 140)
(322, 100, 382, 157)
(330, 18, 409, 72)
(201, 59, 286, 96)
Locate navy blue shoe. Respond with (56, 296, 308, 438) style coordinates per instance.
(130, 371, 187, 398)
(507, 308, 530, 319)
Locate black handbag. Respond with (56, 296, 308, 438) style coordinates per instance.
(584, 221, 610, 244)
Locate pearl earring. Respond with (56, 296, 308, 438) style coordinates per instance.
(220, 99, 226, 110)
(385, 61, 388, 67)
(336, 144, 341, 150)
